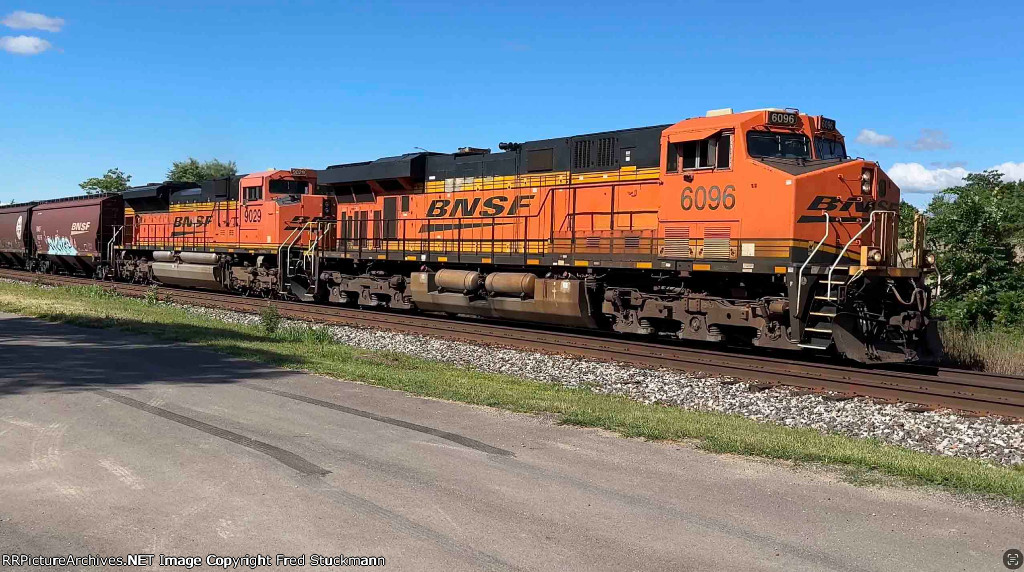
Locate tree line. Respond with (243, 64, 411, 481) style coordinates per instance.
(78, 158, 237, 194)
(900, 171, 1024, 330)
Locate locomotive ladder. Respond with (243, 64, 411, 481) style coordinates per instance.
(797, 274, 849, 350)
(278, 221, 317, 301)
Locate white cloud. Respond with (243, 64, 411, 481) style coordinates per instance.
(908, 128, 951, 151)
(0, 35, 52, 55)
(889, 161, 1024, 193)
(2, 10, 64, 32)
(855, 129, 897, 147)
(888, 163, 969, 193)
(990, 161, 1024, 182)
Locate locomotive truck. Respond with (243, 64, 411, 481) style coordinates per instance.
(1, 108, 941, 364)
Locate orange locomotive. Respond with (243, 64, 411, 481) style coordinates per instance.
(116, 108, 939, 363)
(118, 169, 325, 296)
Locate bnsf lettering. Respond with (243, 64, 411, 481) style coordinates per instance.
(173, 216, 214, 228)
(426, 195, 533, 218)
(450, 198, 480, 217)
(70, 222, 91, 232)
(806, 196, 895, 213)
(480, 195, 508, 217)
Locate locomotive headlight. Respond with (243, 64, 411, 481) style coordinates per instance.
(924, 251, 936, 266)
(869, 248, 883, 264)
(860, 168, 873, 194)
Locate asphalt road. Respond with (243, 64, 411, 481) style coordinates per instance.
(0, 312, 1019, 571)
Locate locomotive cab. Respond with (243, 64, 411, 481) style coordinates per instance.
(660, 108, 937, 363)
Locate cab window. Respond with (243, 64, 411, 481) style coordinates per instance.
(269, 180, 309, 195)
(746, 131, 811, 159)
(666, 131, 733, 172)
(813, 136, 847, 160)
(243, 186, 262, 201)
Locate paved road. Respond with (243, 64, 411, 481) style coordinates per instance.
(0, 312, 1019, 571)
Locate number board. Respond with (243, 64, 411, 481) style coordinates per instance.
(766, 111, 801, 127)
(819, 117, 837, 131)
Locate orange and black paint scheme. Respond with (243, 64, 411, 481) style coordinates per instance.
(109, 109, 939, 364)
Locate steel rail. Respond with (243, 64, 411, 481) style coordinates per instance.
(3, 268, 1022, 419)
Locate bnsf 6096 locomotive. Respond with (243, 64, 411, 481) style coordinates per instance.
(1, 108, 940, 364)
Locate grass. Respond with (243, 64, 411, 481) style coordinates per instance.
(940, 322, 1024, 375)
(2, 280, 1024, 504)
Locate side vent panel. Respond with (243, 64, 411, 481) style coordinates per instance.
(702, 226, 732, 260)
(662, 227, 691, 258)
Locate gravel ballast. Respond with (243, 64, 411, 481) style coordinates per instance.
(169, 303, 1024, 468)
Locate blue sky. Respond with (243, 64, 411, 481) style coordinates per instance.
(2, 1, 1022, 209)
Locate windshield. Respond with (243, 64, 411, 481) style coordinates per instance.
(746, 131, 811, 159)
(814, 136, 847, 160)
(269, 179, 309, 195)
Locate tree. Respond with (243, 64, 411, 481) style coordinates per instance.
(925, 170, 1024, 328)
(167, 158, 237, 184)
(79, 168, 132, 195)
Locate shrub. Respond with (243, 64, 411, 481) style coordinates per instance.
(144, 285, 160, 305)
(259, 304, 282, 334)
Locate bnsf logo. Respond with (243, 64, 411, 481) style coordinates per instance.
(173, 216, 214, 228)
(426, 195, 534, 218)
(806, 196, 896, 213)
(70, 222, 91, 232)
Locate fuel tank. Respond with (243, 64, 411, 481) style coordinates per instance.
(435, 269, 483, 293)
(151, 261, 228, 290)
(484, 272, 537, 298)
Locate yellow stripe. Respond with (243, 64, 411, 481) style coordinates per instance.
(636, 262, 652, 269)
(693, 263, 711, 271)
(425, 166, 660, 193)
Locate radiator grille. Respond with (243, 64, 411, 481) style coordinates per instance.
(596, 137, 615, 168)
(573, 140, 592, 170)
(623, 235, 640, 249)
(663, 227, 691, 258)
(585, 236, 601, 248)
(703, 226, 732, 260)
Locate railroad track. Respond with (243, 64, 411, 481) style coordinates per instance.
(3, 268, 1024, 419)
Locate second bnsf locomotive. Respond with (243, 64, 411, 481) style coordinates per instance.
(6, 108, 939, 364)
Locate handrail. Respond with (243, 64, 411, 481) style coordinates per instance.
(278, 221, 314, 294)
(306, 222, 333, 257)
(106, 225, 123, 279)
(796, 212, 829, 313)
(826, 210, 895, 300)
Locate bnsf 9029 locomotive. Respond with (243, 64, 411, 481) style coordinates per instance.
(0, 108, 940, 364)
